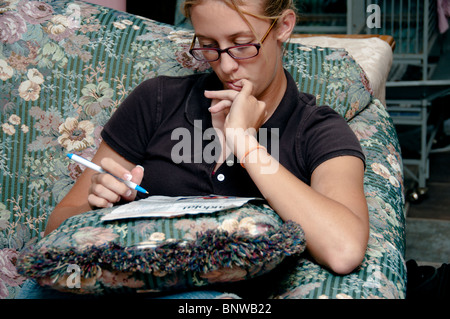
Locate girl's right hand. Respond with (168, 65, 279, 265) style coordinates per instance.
(87, 158, 145, 209)
(45, 142, 144, 235)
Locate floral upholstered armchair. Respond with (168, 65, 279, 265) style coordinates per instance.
(1, 0, 406, 299)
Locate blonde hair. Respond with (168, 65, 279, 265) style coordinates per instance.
(182, 0, 298, 23)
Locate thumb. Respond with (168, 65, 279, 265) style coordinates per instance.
(239, 79, 253, 96)
(130, 165, 145, 184)
(122, 165, 145, 201)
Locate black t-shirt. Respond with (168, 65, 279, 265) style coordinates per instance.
(101, 70, 365, 200)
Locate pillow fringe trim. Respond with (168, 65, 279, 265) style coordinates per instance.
(17, 220, 305, 279)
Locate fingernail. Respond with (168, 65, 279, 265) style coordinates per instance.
(124, 173, 132, 181)
(136, 165, 144, 172)
(125, 190, 132, 197)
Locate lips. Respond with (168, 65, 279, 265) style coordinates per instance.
(226, 80, 243, 91)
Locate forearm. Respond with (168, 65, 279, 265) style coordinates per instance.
(251, 165, 368, 273)
(236, 134, 369, 274)
(44, 203, 92, 236)
(44, 142, 143, 236)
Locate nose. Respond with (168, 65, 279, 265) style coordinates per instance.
(218, 52, 239, 75)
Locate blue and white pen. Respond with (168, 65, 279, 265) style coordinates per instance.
(67, 153, 148, 194)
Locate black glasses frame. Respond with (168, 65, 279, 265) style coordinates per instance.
(189, 18, 278, 62)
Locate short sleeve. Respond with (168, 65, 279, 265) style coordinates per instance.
(297, 105, 365, 176)
(101, 78, 162, 164)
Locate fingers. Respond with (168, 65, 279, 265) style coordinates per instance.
(204, 89, 238, 102)
(208, 99, 232, 113)
(122, 165, 145, 201)
(88, 172, 130, 208)
(204, 80, 252, 100)
(239, 79, 253, 96)
(87, 160, 145, 209)
(205, 80, 265, 143)
(130, 165, 145, 184)
(205, 80, 253, 114)
(99, 157, 133, 182)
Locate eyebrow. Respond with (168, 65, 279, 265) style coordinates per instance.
(195, 30, 255, 41)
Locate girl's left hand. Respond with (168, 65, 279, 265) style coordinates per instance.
(205, 80, 267, 153)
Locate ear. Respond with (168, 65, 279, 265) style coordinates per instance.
(276, 9, 296, 43)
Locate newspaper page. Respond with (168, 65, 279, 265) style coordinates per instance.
(100, 195, 262, 221)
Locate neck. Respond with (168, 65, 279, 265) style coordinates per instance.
(260, 65, 287, 123)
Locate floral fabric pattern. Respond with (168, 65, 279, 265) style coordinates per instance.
(283, 42, 374, 120)
(1, 0, 405, 299)
(17, 203, 305, 295)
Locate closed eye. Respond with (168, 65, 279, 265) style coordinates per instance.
(199, 41, 216, 48)
(198, 36, 255, 49)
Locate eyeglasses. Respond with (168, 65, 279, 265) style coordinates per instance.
(189, 18, 278, 62)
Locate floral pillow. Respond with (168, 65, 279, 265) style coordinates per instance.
(16, 201, 305, 295)
(282, 42, 374, 121)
